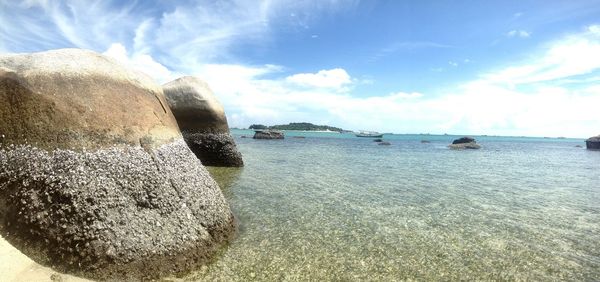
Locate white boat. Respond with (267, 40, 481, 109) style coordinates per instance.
(355, 130, 383, 138)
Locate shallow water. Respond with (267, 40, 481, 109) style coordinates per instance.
(186, 131, 599, 281)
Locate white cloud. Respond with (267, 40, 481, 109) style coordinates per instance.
(191, 27, 600, 137)
(588, 24, 600, 35)
(449, 61, 458, 67)
(20, 0, 49, 9)
(3, 2, 600, 137)
(102, 43, 179, 84)
(389, 92, 423, 99)
(1, 0, 357, 70)
(485, 28, 600, 85)
(286, 68, 352, 89)
(507, 30, 531, 38)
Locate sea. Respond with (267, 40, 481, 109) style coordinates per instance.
(183, 130, 600, 281)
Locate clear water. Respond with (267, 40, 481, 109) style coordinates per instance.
(183, 130, 600, 281)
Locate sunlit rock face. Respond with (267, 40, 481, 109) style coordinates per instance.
(163, 76, 243, 167)
(0, 49, 235, 280)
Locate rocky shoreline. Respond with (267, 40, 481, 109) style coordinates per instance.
(0, 49, 237, 280)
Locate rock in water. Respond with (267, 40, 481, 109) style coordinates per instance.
(163, 77, 243, 167)
(253, 130, 285, 139)
(451, 137, 476, 144)
(448, 136, 481, 149)
(586, 135, 600, 150)
(0, 49, 235, 280)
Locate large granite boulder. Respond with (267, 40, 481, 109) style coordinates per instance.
(586, 135, 600, 150)
(253, 130, 284, 139)
(0, 49, 235, 280)
(448, 136, 481, 149)
(163, 77, 243, 167)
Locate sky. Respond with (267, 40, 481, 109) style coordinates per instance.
(1, 0, 600, 137)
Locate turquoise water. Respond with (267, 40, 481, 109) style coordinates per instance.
(184, 130, 599, 281)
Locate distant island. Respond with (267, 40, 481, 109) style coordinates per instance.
(249, 122, 346, 132)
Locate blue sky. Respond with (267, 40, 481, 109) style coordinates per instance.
(2, 0, 600, 137)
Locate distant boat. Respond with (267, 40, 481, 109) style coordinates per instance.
(355, 130, 383, 138)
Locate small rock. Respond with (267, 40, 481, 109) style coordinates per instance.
(449, 137, 480, 149)
(253, 130, 284, 139)
(378, 141, 391, 145)
(585, 135, 600, 150)
(50, 273, 63, 282)
(452, 137, 476, 144)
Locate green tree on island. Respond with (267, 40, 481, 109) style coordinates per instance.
(249, 122, 344, 132)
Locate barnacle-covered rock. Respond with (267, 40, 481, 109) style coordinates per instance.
(0, 49, 235, 280)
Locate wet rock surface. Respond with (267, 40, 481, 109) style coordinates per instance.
(0, 49, 236, 280)
(183, 132, 244, 167)
(451, 137, 476, 144)
(586, 135, 600, 150)
(163, 76, 243, 167)
(449, 137, 481, 149)
(253, 130, 285, 140)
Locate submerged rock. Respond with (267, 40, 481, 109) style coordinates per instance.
(253, 130, 284, 139)
(421, 140, 431, 143)
(378, 141, 392, 145)
(0, 49, 235, 280)
(586, 135, 600, 150)
(373, 138, 383, 142)
(449, 137, 481, 149)
(163, 76, 243, 167)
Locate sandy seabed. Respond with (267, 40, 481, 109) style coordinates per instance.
(0, 235, 89, 282)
